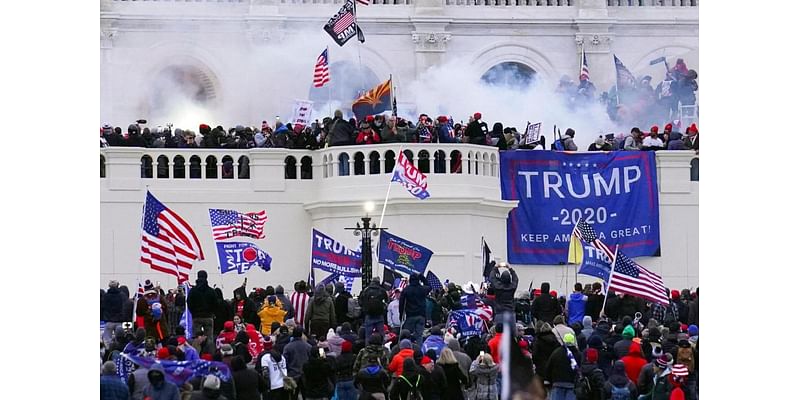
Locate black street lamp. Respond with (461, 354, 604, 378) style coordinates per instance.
(345, 201, 386, 291)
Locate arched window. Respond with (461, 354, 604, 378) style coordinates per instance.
(418, 150, 430, 174)
(403, 150, 414, 165)
(690, 157, 699, 181)
(450, 150, 462, 174)
(466, 151, 473, 174)
(173, 155, 186, 179)
(156, 155, 169, 179)
(434, 150, 446, 174)
(221, 155, 234, 179)
(482, 153, 489, 176)
(384, 150, 396, 173)
(206, 156, 218, 179)
(481, 62, 537, 91)
(100, 155, 106, 178)
(141, 156, 153, 178)
(338, 152, 350, 176)
(238, 156, 250, 179)
(285, 156, 297, 179)
(353, 152, 365, 176)
(369, 151, 381, 175)
(301, 156, 313, 180)
(189, 156, 201, 179)
(490, 153, 497, 177)
(323, 154, 329, 178)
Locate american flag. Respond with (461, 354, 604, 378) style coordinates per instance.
(573, 218, 614, 259)
(209, 209, 267, 241)
(393, 277, 408, 291)
(333, 3, 355, 35)
(614, 54, 637, 90)
(580, 50, 590, 82)
(356, 0, 370, 5)
(140, 192, 204, 284)
(426, 271, 443, 291)
(608, 251, 669, 305)
(313, 48, 330, 88)
(460, 294, 494, 323)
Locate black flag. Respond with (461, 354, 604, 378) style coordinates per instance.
(482, 237, 493, 282)
(323, 0, 358, 47)
(357, 25, 365, 44)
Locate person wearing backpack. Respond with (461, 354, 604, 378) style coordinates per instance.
(399, 274, 431, 344)
(355, 353, 391, 400)
(576, 348, 605, 400)
(335, 282, 355, 327)
(603, 361, 637, 400)
(543, 333, 582, 400)
(390, 358, 424, 400)
(361, 277, 389, 342)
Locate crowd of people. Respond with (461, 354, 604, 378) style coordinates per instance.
(101, 264, 699, 400)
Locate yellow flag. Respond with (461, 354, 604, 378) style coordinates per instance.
(567, 234, 583, 264)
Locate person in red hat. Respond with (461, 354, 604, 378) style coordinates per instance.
(683, 123, 699, 152)
(643, 126, 665, 151)
(466, 112, 489, 145)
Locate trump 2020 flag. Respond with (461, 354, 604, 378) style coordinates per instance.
(378, 230, 434, 276)
(215, 242, 272, 274)
(392, 152, 430, 200)
(324, 0, 358, 47)
(568, 219, 613, 283)
(209, 208, 267, 241)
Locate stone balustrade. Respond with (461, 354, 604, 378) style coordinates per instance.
(107, 0, 698, 6)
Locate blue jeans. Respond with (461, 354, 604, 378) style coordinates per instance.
(363, 315, 384, 342)
(336, 380, 357, 400)
(402, 315, 425, 344)
(549, 385, 576, 400)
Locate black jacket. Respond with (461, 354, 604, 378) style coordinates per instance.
(441, 363, 468, 400)
(232, 287, 260, 329)
(579, 362, 606, 400)
(187, 278, 218, 319)
(335, 291, 354, 326)
(232, 367, 266, 400)
(532, 294, 561, 325)
(355, 365, 390, 400)
(302, 355, 335, 399)
(585, 293, 604, 323)
(466, 120, 486, 145)
(544, 346, 582, 385)
(489, 267, 519, 314)
(532, 331, 560, 376)
(102, 287, 127, 322)
(360, 282, 389, 318)
(335, 352, 356, 382)
(399, 276, 430, 318)
(329, 118, 355, 146)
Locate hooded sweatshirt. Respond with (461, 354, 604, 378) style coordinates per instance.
(447, 338, 473, 376)
(143, 363, 181, 400)
(257, 299, 287, 336)
(489, 266, 519, 313)
(603, 361, 637, 399)
(532, 282, 561, 324)
(581, 316, 594, 339)
(567, 292, 589, 325)
(621, 342, 648, 383)
(274, 285, 294, 320)
(399, 274, 430, 318)
(305, 284, 336, 328)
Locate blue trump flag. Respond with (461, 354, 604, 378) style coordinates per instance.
(215, 242, 272, 274)
(311, 229, 362, 278)
(500, 151, 661, 264)
(121, 354, 232, 386)
(378, 230, 433, 276)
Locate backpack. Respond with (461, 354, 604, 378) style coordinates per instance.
(347, 296, 362, 319)
(399, 375, 422, 400)
(663, 303, 678, 324)
(610, 384, 631, 400)
(362, 288, 384, 316)
(574, 371, 593, 400)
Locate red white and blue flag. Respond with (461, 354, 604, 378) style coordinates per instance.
(392, 152, 431, 200)
(313, 48, 330, 88)
(209, 209, 267, 241)
(141, 192, 204, 284)
(580, 51, 590, 82)
(608, 251, 669, 305)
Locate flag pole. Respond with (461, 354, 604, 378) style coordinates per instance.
(600, 244, 619, 318)
(327, 46, 332, 118)
(378, 145, 402, 229)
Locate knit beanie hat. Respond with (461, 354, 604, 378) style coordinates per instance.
(400, 339, 412, 349)
(622, 325, 635, 339)
(157, 347, 171, 360)
(563, 333, 576, 346)
(342, 340, 353, 353)
(585, 348, 598, 364)
(688, 325, 698, 336)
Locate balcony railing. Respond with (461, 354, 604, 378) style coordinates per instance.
(607, 0, 697, 6)
(445, 0, 571, 5)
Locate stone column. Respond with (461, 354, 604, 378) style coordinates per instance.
(248, 149, 288, 192)
(575, 0, 615, 91)
(412, 0, 449, 79)
(104, 148, 144, 192)
(100, 19, 117, 125)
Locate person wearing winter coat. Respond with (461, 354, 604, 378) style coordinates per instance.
(335, 340, 358, 400)
(329, 110, 356, 147)
(620, 342, 648, 384)
(231, 355, 267, 400)
(399, 273, 431, 344)
(488, 262, 519, 316)
(305, 284, 337, 340)
(532, 282, 561, 324)
(137, 281, 169, 342)
(142, 363, 181, 400)
(354, 333, 391, 375)
(561, 128, 579, 151)
(438, 348, 468, 400)
(613, 326, 636, 359)
(565, 283, 589, 326)
(233, 330, 253, 364)
(551, 315, 576, 345)
(421, 327, 447, 359)
(388, 339, 416, 377)
(580, 316, 594, 340)
(466, 113, 488, 145)
(258, 296, 287, 336)
(578, 348, 606, 400)
(188, 271, 218, 345)
(333, 282, 354, 327)
(469, 353, 498, 400)
(446, 338, 473, 377)
(231, 286, 260, 330)
(189, 375, 229, 400)
(637, 353, 672, 396)
(532, 322, 559, 377)
(100, 361, 129, 400)
(283, 328, 312, 382)
(302, 346, 336, 400)
(585, 283, 604, 323)
(354, 354, 391, 400)
(543, 333, 582, 398)
(102, 280, 128, 346)
(624, 128, 643, 151)
(356, 119, 382, 145)
(603, 360, 637, 400)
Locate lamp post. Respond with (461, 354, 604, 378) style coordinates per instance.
(345, 201, 385, 291)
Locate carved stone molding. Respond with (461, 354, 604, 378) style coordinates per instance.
(100, 29, 117, 50)
(411, 32, 451, 52)
(247, 26, 286, 45)
(575, 33, 613, 53)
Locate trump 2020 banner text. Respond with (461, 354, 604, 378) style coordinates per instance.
(311, 229, 362, 278)
(377, 230, 433, 276)
(500, 151, 661, 264)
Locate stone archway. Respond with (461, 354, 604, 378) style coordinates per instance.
(481, 62, 538, 91)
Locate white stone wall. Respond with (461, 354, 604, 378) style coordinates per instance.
(100, 145, 698, 297)
(100, 0, 698, 126)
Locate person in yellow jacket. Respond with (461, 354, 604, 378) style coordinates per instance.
(258, 295, 287, 336)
